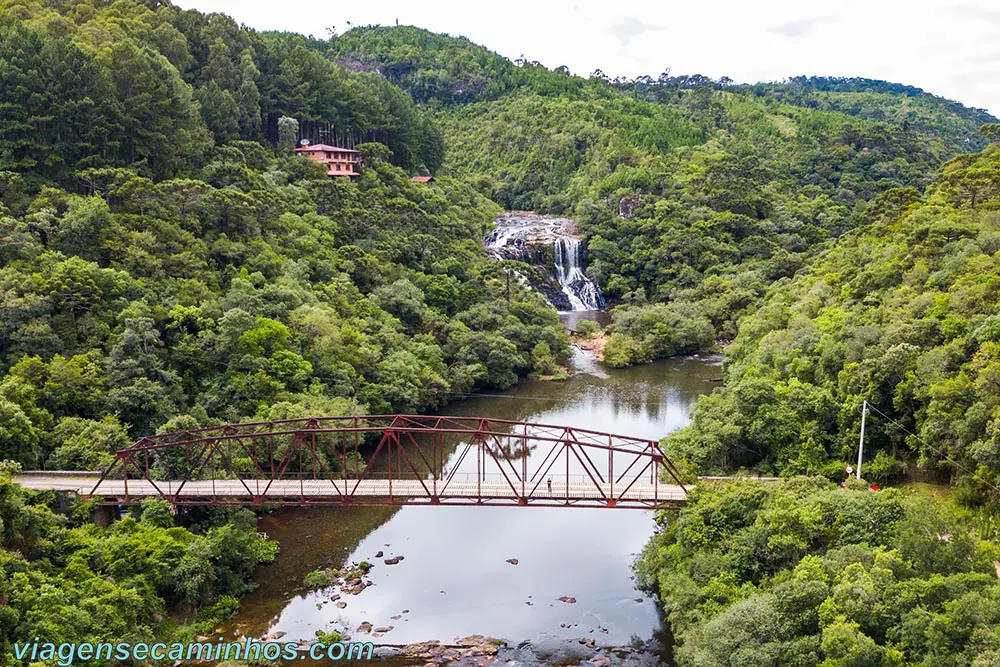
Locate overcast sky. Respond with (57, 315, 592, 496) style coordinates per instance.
(176, 0, 1000, 116)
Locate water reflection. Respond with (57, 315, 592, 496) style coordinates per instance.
(225, 351, 721, 654)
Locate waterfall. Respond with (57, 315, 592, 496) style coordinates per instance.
(553, 238, 604, 311)
(485, 213, 605, 312)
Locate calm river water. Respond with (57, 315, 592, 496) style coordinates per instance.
(223, 317, 720, 663)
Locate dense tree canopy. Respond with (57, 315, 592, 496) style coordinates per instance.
(665, 141, 1000, 510)
(0, 469, 278, 665)
(0, 0, 444, 181)
(0, 4, 569, 472)
(638, 478, 1000, 667)
(5, 10, 1000, 665)
(326, 26, 996, 363)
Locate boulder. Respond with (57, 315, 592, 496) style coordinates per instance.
(506, 558, 519, 565)
(558, 596, 577, 603)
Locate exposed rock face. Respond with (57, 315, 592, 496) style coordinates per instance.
(485, 212, 604, 311)
(618, 195, 641, 218)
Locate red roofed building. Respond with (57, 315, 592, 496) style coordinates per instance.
(295, 143, 362, 177)
(410, 175, 434, 183)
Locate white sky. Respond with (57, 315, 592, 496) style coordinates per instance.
(176, 0, 1000, 116)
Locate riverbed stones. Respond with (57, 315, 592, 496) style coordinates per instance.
(375, 550, 383, 558)
(356, 621, 372, 633)
(506, 558, 518, 565)
(558, 596, 577, 603)
(334, 601, 346, 609)
(342, 579, 366, 595)
(384, 556, 402, 565)
(373, 625, 394, 633)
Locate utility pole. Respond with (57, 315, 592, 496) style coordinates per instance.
(857, 400, 867, 480)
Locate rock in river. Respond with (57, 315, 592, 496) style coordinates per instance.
(558, 596, 577, 604)
(506, 558, 519, 565)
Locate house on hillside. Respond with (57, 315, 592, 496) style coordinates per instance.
(410, 175, 434, 183)
(295, 143, 362, 177)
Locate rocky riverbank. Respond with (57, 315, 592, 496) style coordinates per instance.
(372, 635, 668, 666)
(571, 332, 609, 360)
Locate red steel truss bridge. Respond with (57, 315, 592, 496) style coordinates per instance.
(28, 416, 690, 510)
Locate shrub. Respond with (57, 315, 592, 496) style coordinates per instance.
(863, 451, 904, 486)
(0, 460, 23, 477)
(316, 630, 343, 644)
(303, 569, 334, 588)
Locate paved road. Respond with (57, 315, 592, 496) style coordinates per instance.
(13, 475, 686, 505)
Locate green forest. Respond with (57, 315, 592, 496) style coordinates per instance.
(3, 0, 1000, 664)
(637, 478, 1000, 666)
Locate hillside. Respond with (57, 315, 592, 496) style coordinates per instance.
(331, 26, 998, 363)
(0, 2, 443, 181)
(666, 137, 1000, 504)
(0, 5, 572, 657)
(0, 1, 570, 469)
(637, 477, 1000, 666)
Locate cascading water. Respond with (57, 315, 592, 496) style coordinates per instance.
(553, 237, 604, 310)
(485, 212, 604, 312)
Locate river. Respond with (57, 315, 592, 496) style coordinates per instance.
(221, 319, 720, 664)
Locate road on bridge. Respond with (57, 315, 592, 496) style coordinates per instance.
(13, 474, 687, 509)
(13, 415, 694, 510)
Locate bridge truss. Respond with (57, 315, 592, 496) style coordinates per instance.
(88, 415, 688, 509)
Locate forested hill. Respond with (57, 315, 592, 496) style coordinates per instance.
(667, 136, 1000, 503)
(633, 136, 1000, 667)
(329, 25, 998, 366)
(0, 1, 443, 182)
(621, 75, 996, 155)
(0, 1, 570, 471)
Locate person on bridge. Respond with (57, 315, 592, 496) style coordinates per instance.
(547, 477, 552, 493)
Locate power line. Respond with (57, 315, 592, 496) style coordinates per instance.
(859, 401, 1000, 496)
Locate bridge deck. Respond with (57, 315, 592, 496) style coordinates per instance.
(14, 475, 685, 508)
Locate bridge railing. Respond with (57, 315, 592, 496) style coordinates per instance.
(88, 415, 688, 509)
